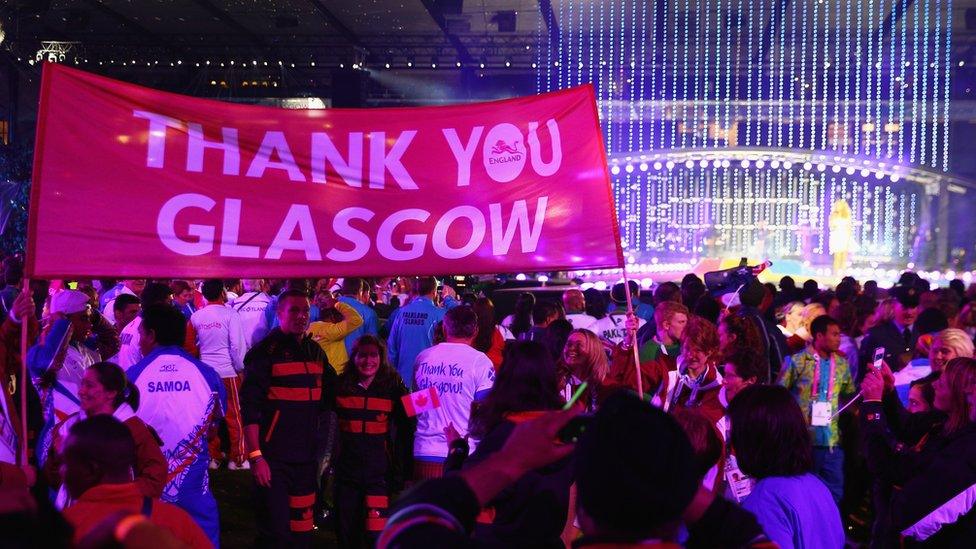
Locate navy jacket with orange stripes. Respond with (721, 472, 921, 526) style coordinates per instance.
(334, 372, 415, 490)
(241, 328, 338, 463)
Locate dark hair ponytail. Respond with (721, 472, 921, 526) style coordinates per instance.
(510, 292, 536, 338)
(90, 361, 140, 411)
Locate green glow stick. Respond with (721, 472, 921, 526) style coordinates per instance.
(563, 381, 589, 410)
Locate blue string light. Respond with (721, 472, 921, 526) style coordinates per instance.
(745, 2, 755, 147)
(799, 0, 808, 149)
(897, 0, 907, 163)
(788, 0, 798, 148)
(637, 0, 648, 151)
(812, 0, 822, 151)
(874, 0, 884, 157)
(932, 0, 942, 168)
(920, 0, 931, 167)
(941, 0, 952, 172)
(843, 0, 853, 155)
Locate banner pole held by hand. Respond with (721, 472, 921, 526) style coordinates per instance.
(19, 278, 30, 467)
(620, 267, 643, 399)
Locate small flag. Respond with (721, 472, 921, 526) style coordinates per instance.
(401, 387, 441, 417)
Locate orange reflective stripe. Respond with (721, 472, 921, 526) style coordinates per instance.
(306, 363, 324, 375)
(366, 516, 387, 532)
(264, 410, 281, 443)
(365, 495, 389, 509)
(337, 396, 366, 409)
(268, 387, 321, 401)
(289, 493, 316, 508)
(272, 362, 308, 377)
(290, 519, 314, 532)
(367, 398, 393, 412)
(339, 420, 388, 434)
(336, 396, 391, 412)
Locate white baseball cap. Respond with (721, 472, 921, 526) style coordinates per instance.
(50, 290, 91, 315)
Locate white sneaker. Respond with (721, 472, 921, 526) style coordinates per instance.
(209, 459, 222, 470)
(228, 460, 250, 471)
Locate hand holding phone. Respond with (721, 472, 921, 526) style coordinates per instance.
(556, 415, 593, 444)
(872, 347, 886, 370)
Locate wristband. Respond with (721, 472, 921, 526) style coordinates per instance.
(248, 450, 263, 460)
(114, 515, 148, 541)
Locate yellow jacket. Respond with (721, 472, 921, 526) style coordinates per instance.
(307, 301, 363, 374)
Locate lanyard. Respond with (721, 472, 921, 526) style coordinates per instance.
(809, 349, 836, 402)
(653, 336, 670, 356)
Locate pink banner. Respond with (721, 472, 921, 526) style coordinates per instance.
(27, 64, 623, 278)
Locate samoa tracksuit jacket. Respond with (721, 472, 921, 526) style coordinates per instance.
(127, 345, 227, 547)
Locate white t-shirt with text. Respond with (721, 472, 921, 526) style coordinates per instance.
(190, 304, 246, 378)
(590, 312, 646, 346)
(114, 316, 143, 371)
(566, 313, 597, 331)
(413, 342, 494, 459)
(229, 291, 272, 350)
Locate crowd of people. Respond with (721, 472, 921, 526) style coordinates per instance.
(2, 252, 976, 548)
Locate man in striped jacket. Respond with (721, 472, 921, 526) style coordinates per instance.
(240, 289, 338, 548)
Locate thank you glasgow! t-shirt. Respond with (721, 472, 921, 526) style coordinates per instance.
(412, 342, 494, 460)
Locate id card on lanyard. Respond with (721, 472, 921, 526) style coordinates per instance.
(810, 353, 835, 427)
(724, 454, 755, 502)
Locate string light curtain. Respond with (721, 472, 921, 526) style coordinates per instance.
(537, 0, 952, 266)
